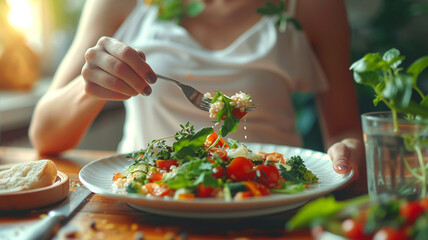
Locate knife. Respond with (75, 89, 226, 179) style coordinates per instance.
(21, 186, 92, 240)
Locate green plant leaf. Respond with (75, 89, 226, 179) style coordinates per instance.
(382, 48, 405, 69)
(396, 101, 428, 118)
(421, 95, 428, 108)
(353, 71, 381, 86)
(185, 1, 205, 17)
(173, 127, 213, 159)
(382, 74, 413, 108)
(211, 91, 240, 137)
(256, 1, 282, 15)
(286, 195, 370, 230)
(407, 56, 428, 81)
(219, 114, 239, 137)
(350, 52, 388, 72)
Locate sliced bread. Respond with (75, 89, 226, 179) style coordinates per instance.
(0, 160, 58, 193)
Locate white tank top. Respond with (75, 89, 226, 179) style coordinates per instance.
(114, 0, 328, 153)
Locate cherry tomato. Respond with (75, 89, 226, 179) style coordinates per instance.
(255, 163, 281, 188)
(232, 108, 248, 120)
(373, 227, 409, 240)
(212, 166, 225, 179)
(196, 184, 214, 198)
(341, 218, 370, 240)
(148, 172, 163, 182)
(208, 148, 228, 161)
(205, 132, 229, 148)
(221, 108, 248, 120)
(144, 183, 171, 197)
(156, 159, 178, 171)
(400, 201, 425, 224)
(226, 157, 256, 182)
(419, 197, 428, 210)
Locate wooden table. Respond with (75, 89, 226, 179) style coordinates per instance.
(0, 147, 313, 240)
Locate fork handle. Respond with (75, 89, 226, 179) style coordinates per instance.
(156, 74, 181, 85)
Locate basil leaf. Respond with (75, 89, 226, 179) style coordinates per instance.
(350, 52, 387, 72)
(353, 71, 381, 86)
(382, 48, 405, 69)
(165, 157, 218, 189)
(193, 172, 218, 188)
(219, 114, 239, 137)
(407, 56, 428, 81)
(173, 127, 213, 159)
(382, 74, 413, 108)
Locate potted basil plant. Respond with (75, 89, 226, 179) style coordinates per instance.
(351, 48, 428, 199)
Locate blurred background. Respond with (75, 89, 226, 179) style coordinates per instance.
(0, 0, 427, 152)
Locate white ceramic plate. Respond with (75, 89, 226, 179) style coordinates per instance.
(79, 143, 353, 218)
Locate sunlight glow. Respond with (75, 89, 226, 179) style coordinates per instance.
(5, 0, 43, 53)
(7, 0, 35, 31)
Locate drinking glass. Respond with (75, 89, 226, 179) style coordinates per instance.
(362, 112, 428, 199)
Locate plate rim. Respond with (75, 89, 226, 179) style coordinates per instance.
(79, 143, 353, 217)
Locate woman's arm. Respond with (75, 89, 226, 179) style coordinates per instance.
(29, 0, 137, 154)
(297, 0, 366, 193)
(298, 0, 362, 147)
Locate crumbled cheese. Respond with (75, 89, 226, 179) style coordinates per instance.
(209, 101, 225, 119)
(204, 92, 212, 100)
(227, 144, 262, 161)
(230, 91, 252, 111)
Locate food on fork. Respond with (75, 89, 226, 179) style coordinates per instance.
(112, 91, 318, 200)
(0, 160, 58, 193)
(204, 91, 252, 120)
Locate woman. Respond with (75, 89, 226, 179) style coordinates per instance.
(29, 0, 365, 194)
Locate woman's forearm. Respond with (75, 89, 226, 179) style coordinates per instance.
(29, 76, 107, 155)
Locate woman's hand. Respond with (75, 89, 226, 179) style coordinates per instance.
(328, 138, 368, 197)
(81, 36, 157, 100)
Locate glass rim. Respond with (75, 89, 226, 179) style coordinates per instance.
(361, 111, 428, 124)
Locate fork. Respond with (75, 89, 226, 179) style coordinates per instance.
(157, 74, 257, 112)
(157, 74, 211, 111)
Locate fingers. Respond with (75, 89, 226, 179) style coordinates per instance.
(82, 36, 156, 100)
(84, 80, 132, 101)
(328, 142, 351, 174)
(98, 37, 157, 86)
(327, 138, 363, 182)
(328, 138, 367, 197)
(82, 62, 138, 97)
(137, 50, 146, 61)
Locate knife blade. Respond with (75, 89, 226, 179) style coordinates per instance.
(21, 186, 92, 240)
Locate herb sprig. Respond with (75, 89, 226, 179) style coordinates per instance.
(211, 91, 240, 138)
(126, 122, 211, 163)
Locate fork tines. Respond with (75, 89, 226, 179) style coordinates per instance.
(200, 99, 211, 111)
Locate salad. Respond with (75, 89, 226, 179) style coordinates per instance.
(287, 194, 428, 240)
(112, 91, 318, 200)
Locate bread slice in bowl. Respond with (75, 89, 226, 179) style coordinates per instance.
(0, 160, 58, 193)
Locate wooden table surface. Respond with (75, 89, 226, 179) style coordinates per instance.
(0, 147, 314, 240)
